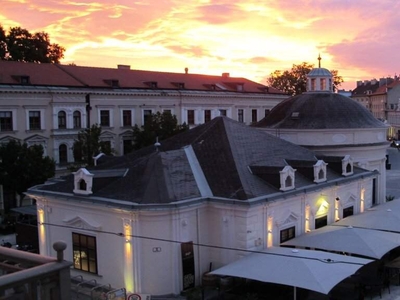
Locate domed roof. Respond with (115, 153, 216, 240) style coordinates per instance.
(308, 68, 332, 77)
(255, 92, 386, 129)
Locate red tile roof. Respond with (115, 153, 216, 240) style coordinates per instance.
(0, 61, 284, 94)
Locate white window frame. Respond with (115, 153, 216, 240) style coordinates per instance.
(25, 108, 45, 131)
(142, 109, 153, 126)
(98, 108, 114, 128)
(120, 108, 135, 127)
(0, 108, 17, 132)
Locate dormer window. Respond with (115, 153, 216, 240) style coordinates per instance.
(342, 155, 354, 176)
(143, 81, 158, 88)
(73, 168, 94, 195)
(237, 84, 244, 91)
(280, 166, 296, 191)
(103, 79, 119, 87)
(313, 160, 327, 183)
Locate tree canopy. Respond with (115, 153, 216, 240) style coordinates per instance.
(73, 124, 113, 167)
(132, 112, 189, 150)
(0, 140, 55, 198)
(266, 62, 344, 96)
(0, 24, 65, 63)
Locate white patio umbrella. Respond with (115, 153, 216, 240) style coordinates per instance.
(210, 247, 372, 296)
(281, 225, 400, 259)
(333, 200, 400, 233)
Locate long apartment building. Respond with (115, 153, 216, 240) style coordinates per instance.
(0, 61, 287, 172)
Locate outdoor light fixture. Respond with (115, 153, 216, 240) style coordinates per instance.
(335, 197, 340, 201)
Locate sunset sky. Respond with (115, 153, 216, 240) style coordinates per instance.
(1, 0, 399, 90)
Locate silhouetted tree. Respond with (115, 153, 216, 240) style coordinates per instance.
(0, 140, 55, 206)
(0, 24, 65, 63)
(132, 112, 189, 150)
(267, 62, 343, 96)
(73, 124, 113, 166)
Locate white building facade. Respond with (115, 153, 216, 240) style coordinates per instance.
(28, 117, 377, 296)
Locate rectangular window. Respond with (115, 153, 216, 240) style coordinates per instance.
(315, 216, 328, 229)
(343, 206, 354, 219)
(143, 109, 152, 125)
(122, 110, 132, 127)
(29, 111, 41, 130)
(265, 109, 270, 117)
(163, 109, 172, 114)
(187, 110, 195, 125)
(123, 139, 133, 155)
(72, 233, 98, 274)
(219, 109, 227, 116)
(204, 110, 211, 123)
(251, 109, 257, 123)
(238, 109, 244, 123)
(100, 110, 110, 127)
(280, 226, 295, 243)
(0, 111, 13, 131)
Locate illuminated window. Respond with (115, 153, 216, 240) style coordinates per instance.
(72, 233, 97, 274)
(280, 226, 295, 243)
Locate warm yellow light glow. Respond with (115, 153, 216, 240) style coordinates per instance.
(305, 205, 310, 232)
(334, 198, 340, 221)
(360, 189, 365, 213)
(267, 216, 273, 247)
(316, 199, 329, 216)
(38, 208, 46, 253)
(124, 222, 134, 292)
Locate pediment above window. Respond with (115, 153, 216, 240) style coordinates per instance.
(63, 216, 101, 230)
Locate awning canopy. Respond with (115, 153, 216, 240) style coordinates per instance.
(333, 200, 400, 233)
(281, 225, 400, 259)
(210, 247, 372, 295)
(10, 205, 37, 216)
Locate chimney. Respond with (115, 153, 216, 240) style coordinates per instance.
(356, 81, 362, 87)
(117, 65, 130, 70)
(222, 73, 230, 78)
(185, 67, 188, 74)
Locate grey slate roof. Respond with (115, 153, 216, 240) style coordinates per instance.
(34, 117, 375, 204)
(254, 92, 386, 129)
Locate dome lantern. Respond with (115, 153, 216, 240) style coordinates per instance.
(306, 55, 333, 93)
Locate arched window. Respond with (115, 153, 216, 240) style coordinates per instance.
(79, 179, 87, 190)
(73, 111, 81, 129)
(59, 144, 68, 164)
(58, 111, 66, 129)
(285, 176, 292, 187)
(318, 169, 324, 180)
(346, 163, 352, 173)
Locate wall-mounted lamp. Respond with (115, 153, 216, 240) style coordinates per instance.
(335, 197, 340, 201)
(268, 229, 272, 233)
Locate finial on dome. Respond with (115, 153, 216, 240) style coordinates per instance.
(318, 54, 321, 68)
